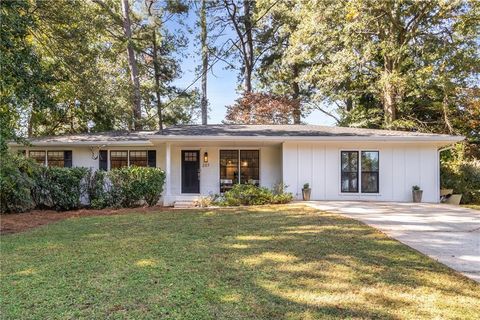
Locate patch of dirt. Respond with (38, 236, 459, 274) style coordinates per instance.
(1, 206, 171, 235)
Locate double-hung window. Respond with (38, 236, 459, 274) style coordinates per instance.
(341, 150, 379, 193)
(220, 150, 259, 193)
(107, 150, 156, 170)
(28, 150, 72, 167)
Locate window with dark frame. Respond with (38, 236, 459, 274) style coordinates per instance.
(29, 151, 46, 165)
(220, 150, 239, 193)
(341, 151, 359, 193)
(240, 150, 259, 185)
(110, 151, 128, 169)
(361, 151, 379, 193)
(47, 151, 65, 167)
(129, 151, 148, 167)
(220, 150, 259, 193)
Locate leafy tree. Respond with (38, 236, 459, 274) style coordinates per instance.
(224, 92, 299, 124)
(0, 0, 54, 151)
(287, 0, 480, 130)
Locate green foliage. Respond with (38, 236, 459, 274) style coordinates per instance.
(441, 159, 480, 204)
(31, 167, 88, 211)
(0, 153, 37, 213)
(216, 183, 293, 206)
(86, 170, 110, 209)
(107, 166, 166, 208)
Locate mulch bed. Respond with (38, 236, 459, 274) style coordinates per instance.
(1, 206, 171, 235)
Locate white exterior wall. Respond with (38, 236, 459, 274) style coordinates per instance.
(282, 142, 440, 203)
(168, 145, 282, 203)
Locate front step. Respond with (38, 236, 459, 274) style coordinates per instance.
(173, 201, 197, 209)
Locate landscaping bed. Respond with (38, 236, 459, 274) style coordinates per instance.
(0, 206, 168, 235)
(1, 205, 479, 319)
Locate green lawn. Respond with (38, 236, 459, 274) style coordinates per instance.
(1, 206, 479, 319)
(463, 204, 480, 211)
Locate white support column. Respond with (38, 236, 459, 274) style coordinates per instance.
(165, 142, 171, 198)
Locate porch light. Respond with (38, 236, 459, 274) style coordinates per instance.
(204, 152, 208, 163)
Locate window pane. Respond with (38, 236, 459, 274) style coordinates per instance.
(110, 151, 128, 169)
(361, 151, 379, 171)
(362, 172, 379, 193)
(220, 150, 238, 193)
(341, 151, 358, 192)
(29, 151, 46, 165)
(47, 151, 65, 167)
(129, 151, 148, 167)
(361, 151, 379, 193)
(240, 150, 259, 185)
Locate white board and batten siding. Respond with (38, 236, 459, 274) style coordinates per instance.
(281, 142, 440, 203)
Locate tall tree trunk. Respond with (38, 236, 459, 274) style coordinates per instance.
(152, 29, 164, 132)
(243, 0, 253, 93)
(381, 59, 397, 125)
(200, 0, 208, 125)
(291, 64, 301, 124)
(382, 79, 397, 125)
(121, 0, 142, 130)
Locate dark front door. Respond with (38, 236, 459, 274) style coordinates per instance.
(181, 150, 200, 193)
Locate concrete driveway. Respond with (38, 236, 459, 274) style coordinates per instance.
(305, 201, 480, 283)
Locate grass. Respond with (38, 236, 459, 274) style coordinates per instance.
(1, 205, 479, 319)
(463, 204, 480, 211)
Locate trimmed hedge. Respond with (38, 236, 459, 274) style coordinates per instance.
(1, 151, 166, 213)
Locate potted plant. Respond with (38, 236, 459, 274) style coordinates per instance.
(412, 185, 423, 203)
(302, 183, 311, 201)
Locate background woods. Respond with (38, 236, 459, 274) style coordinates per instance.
(1, 0, 479, 157)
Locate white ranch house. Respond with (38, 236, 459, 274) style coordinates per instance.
(10, 125, 463, 206)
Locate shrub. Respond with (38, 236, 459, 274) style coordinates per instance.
(86, 169, 111, 209)
(107, 166, 165, 207)
(441, 158, 480, 204)
(0, 153, 37, 213)
(216, 183, 293, 206)
(31, 166, 88, 211)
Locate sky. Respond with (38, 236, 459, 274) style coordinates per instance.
(168, 5, 337, 127)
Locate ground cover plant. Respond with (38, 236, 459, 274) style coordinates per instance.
(1, 205, 479, 319)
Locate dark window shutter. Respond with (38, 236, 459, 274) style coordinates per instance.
(64, 151, 73, 168)
(148, 150, 156, 167)
(99, 150, 108, 171)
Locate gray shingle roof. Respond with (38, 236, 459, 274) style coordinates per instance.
(159, 124, 450, 137)
(13, 124, 461, 145)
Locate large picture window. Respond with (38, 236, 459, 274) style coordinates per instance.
(341, 151, 359, 193)
(361, 151, 379, 193)
(220, 150, 259, 193)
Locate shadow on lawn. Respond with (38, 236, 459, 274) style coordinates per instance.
(192, 206, 479, 319)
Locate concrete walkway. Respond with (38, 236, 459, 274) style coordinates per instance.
(304, 201, 480, 283)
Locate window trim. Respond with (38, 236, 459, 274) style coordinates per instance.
(219, 148, 260, 193)
(339, 149, 380, 195)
